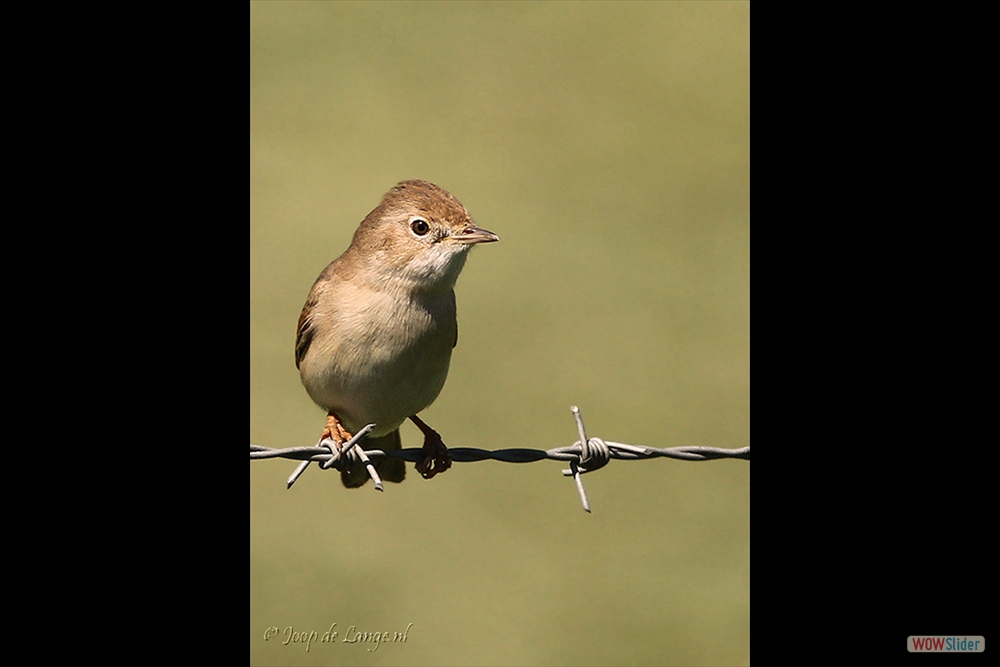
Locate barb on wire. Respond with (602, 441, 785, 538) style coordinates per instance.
(250, 406, 750, 512)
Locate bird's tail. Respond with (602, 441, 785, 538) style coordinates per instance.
(341, 428, 406, 488)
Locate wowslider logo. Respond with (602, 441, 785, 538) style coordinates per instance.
(908, 636, 984, 652)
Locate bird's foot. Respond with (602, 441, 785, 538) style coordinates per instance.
(320, 412, 353, 458)
(410, 415, 452, 479)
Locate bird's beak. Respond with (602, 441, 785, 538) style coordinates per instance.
(452, 226, 500, 245)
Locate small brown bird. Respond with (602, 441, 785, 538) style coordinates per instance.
(295, 180, 499, 487)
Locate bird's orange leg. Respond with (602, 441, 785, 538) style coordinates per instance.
(410, 415, 452, 479)
(320, 412, 353, 450)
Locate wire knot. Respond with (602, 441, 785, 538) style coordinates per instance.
(577, 437, 610, 473)
(318, 438, 361, 470)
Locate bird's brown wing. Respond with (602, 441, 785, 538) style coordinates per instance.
(451, 290, 458, 348)
(296, 262, 341, 369)
(294, 298, 315, 370)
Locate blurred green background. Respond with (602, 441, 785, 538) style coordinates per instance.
(250, 2, 749, 665)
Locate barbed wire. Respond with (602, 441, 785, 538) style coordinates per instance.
(250, 406, 750, 513)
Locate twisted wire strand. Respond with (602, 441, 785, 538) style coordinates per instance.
(250, 407, 749, 512)
(249, 442, 750, 464)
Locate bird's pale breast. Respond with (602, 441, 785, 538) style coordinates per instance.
(299, 278, 457, 437)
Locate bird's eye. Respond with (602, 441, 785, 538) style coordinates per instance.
(410, 218, 430, 236)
